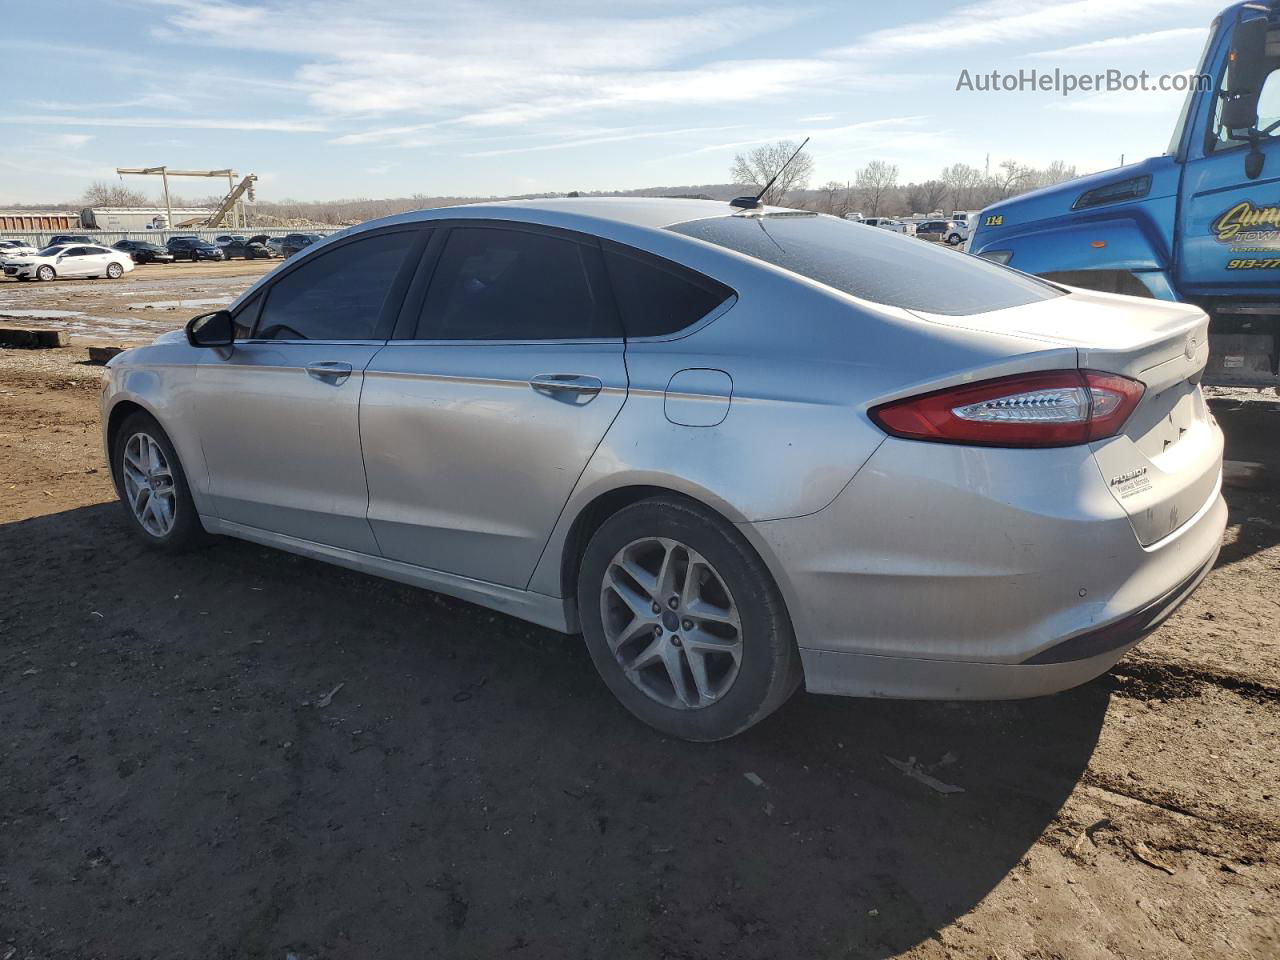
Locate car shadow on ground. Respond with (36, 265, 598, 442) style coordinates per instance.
(2, 503, 1109, 959)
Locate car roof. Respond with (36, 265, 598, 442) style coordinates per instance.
(350, 197, 756, 238)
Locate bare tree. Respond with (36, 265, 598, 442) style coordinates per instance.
(729, 140, 814, 206)
(817, 180, 844, 215)
(80, 180, 150, 208)
(853, 160, 899, 217)
(1029, 160, 1078, 190)
(993, 159, 1033, 200)
(940, 163, 983, 211)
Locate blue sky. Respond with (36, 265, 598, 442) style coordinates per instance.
(1, 0, 1219, 204)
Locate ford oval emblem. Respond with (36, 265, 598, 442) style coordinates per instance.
(1184, 335, 1197, 361)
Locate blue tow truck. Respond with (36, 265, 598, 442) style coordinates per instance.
(970, 1, 1280, 388)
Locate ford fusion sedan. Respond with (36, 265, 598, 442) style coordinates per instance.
(100, 198, 1225, 741)
(4, 244, 134, 281)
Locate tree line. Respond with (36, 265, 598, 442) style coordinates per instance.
(732, 141, 1080, 218)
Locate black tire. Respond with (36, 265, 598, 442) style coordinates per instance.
(111, 411, 209, 553)
(577, 496, 801, 741)
(107, 262, 123, 279)
(36, 265, 54, 281)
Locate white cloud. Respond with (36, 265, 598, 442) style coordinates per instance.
(1, 115, 326, 132)
(831, 0, 1206, 57)
(1024, 26, 1208, 59)
(51, 133, 94, 148)
(463, 124, 745, 158)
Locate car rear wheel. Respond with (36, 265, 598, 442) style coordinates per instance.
(947, 233, 962, 245)
(578, 496, 801, 741)
(106, 262, 123, 279)
(111, 411, 209, 552)
(36, 265, 54, 281)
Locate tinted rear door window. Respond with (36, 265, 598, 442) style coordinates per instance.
(603, 245, 733, 338)
(415, 227, 617, 340)
(670, 213, 1060, 316)
(255, 230, 417, 341)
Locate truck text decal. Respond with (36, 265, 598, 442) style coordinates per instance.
(1211, 200, 1280, 243)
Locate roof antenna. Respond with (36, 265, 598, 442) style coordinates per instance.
(730, 136, 810, 211)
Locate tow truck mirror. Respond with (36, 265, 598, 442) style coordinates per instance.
(1221, 16, 1269, 130)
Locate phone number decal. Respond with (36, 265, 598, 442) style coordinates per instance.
(1226, 258, 1280, 270)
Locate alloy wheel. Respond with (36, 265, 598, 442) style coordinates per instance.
(600, 537, 743, 710)
(121, 432, 177, 538)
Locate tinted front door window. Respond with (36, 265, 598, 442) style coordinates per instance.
(256, 231, 416, 341)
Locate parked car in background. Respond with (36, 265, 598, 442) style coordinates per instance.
(4, 243, 134, 281)
(214, 234, 248, 247)
(100, 198, 1224, 741)
(915, 219, 966, 245)
(166, 237, 226, 262)
(265, 236, 288, 257)
(0, 238, 39, 259)
(221, 235, 276, 260)
(113, 240, 176, 264)
(281, 232, 324, 257)
(48, 234, 95, 247)
(854, 217, 908, 234)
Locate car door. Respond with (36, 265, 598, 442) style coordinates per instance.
(190, 225, 427, 553)
(360, 222, 628, 588)
(57, 246, 93, 277)
(1178, 57, 1280, 290)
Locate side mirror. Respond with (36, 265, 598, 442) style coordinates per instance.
(186, 310, 235, 348)
(1221, 16, 1269, 130)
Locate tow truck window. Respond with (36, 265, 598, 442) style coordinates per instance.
(1214, 66, 1280, 147)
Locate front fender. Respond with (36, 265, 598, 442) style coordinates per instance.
(102, 346, 215, 516)
(976, 216, 1169, 276)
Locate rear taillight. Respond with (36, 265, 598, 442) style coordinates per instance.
(869, 370, 1144, 447)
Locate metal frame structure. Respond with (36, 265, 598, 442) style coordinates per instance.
(115, 167, 257, 229)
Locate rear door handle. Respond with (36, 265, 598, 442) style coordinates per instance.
(306, 361, 353, 384)
(530, 373, 603, 404)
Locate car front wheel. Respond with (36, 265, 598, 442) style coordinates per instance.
(106, 262, 123, 279)
(111, 411, 208, 552)
(36, 265, 54, 281)
(578, 496, 801, 741)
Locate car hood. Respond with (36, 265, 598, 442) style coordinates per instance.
(3, 256, 49, 265)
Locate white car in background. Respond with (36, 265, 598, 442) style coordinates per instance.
(2, 243, 135, 281)
(855, 217, 908, 234)
(0, 238, 39, 260)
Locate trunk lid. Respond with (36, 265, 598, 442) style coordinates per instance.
(911, 287, 1221, 546)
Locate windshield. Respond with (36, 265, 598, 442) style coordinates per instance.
(669, 213, 1060, 316)
(37, 246, 68, 257)
(1169, 25, 1214, 156)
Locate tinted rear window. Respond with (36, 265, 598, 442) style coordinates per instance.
(603, 245, 732, 338)
(669, 213, 1059, 316)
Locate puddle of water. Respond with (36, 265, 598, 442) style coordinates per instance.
(0, 308, 84, 319)
(127, 297, 233, 310)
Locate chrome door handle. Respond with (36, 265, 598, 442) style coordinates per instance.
(306, 361, 353, 384)
(530, 374, 603, 404)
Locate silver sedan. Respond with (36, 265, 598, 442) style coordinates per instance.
(100, 198, 1226, 740)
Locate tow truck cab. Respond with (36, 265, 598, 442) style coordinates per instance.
(970, 1, 1280, 388)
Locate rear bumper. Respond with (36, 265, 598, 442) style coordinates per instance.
(744, 436, 1227, 700)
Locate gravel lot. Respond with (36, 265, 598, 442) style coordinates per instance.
(1, 269, 1278, 958)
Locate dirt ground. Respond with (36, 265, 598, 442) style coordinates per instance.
(1, 334, 1278, 957)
